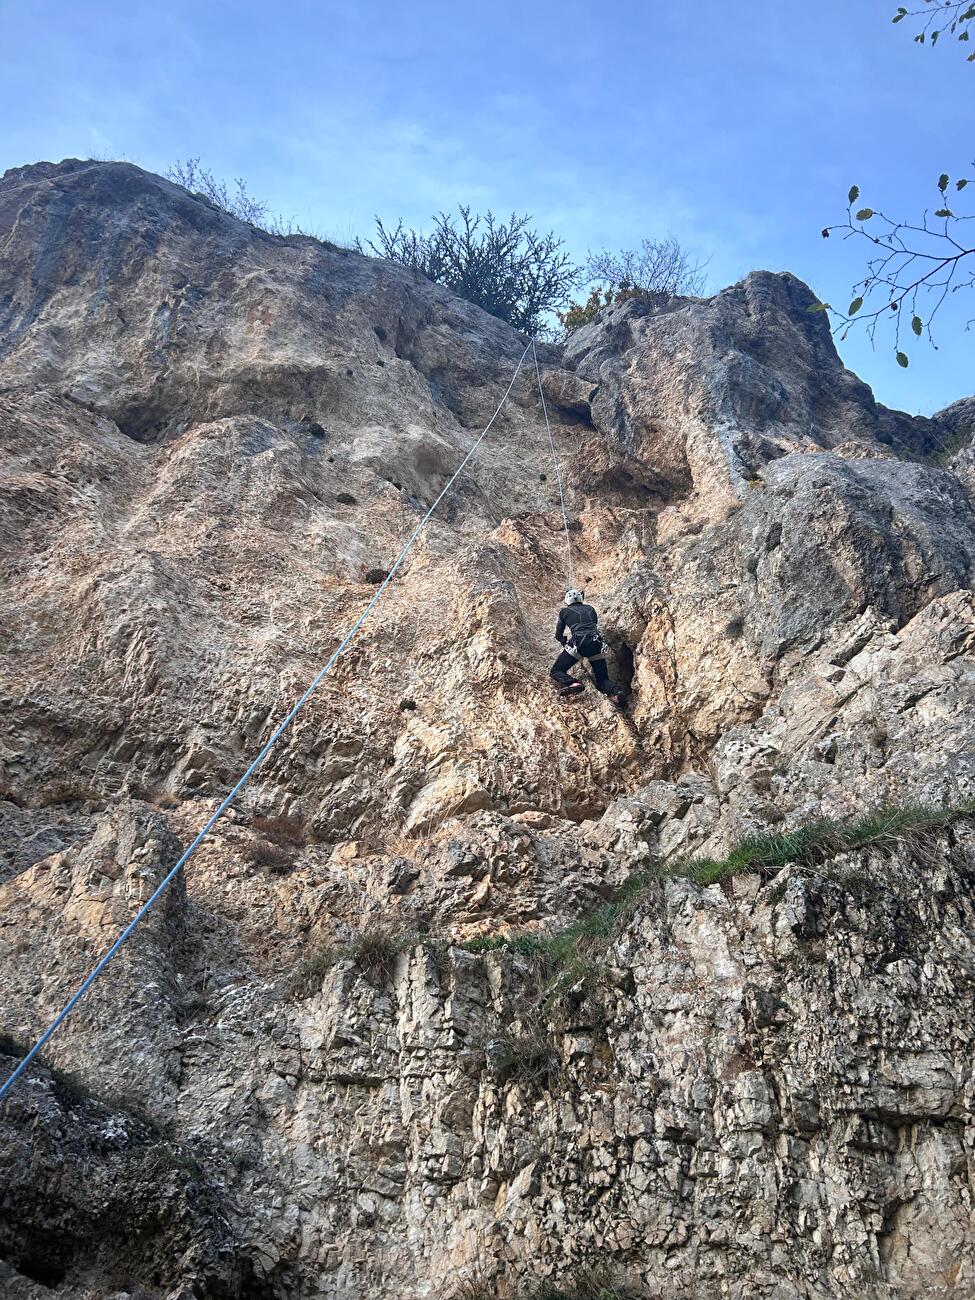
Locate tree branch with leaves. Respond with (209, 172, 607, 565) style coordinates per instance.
(892, 1, 975, 59)
(816, 4, 974, 365)
(814, 174, 974, 366)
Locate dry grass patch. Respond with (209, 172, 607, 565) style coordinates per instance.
(250, 813, 307, 846)
(290, 926, 419, 997)
(462, 802, 975, 995)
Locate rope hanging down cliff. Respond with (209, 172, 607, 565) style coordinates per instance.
(0, 337, 548, 1105)
(532, 338, 574, 588)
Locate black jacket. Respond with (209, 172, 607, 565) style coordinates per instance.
(555, 603, 600, 646)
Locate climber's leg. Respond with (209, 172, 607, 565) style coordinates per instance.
(550, 649, 580, 688)
(588, 654, 626, 704)
(587, 654, 614, 693)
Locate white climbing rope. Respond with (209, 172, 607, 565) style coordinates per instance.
(0, 337, 534, 1105)
(531, 338, 574, 588)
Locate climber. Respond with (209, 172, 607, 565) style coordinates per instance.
(551, 589, 626, 704)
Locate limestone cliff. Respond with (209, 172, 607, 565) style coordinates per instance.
(1, 159, 974, 1300)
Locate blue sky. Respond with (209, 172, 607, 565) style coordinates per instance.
(1, 0, 971, 414)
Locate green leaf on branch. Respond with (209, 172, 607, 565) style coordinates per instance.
(935, 208, 953, 217)
(855, 208, 874, 220)
(912, 315, 923, 336)
(939, 174, 950, 193)
(848, 185, 860, 204)
(958, 179, 970, 190)
(806, 302, 830, 313)
(849, 297, 864, 315)
(896, 351, 910, 368)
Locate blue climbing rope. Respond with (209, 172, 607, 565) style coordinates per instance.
(0, 337, 533, 1105)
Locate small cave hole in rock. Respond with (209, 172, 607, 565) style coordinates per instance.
(364, 568, 389, 584)
(376, 359, 385, 367)
(345, 367, 354, 377)
(374, 325, 387, 342)
(764, 521, 783, 552)
(327, 456, 335, 463)
(336, 492, 357, 506)
(238, 1262, 285, 1300)
(392, 481, 402, 491)
(399, 699, 418, 712)
(114, 401, 170, 444)
(612, 637, 636, 695)
(13, 1246, 69, 1289)
(539, 473, 547, 482)
(725, 616, 745, 639)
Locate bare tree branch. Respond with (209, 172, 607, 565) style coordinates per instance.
(558, 238, 709, 333)
(166, 158, 316, 237)
(585, 238, 709, 298)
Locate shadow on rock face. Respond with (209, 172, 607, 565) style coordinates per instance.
(0, 1043, 254, 1299)
(609, 634, 636, 695)
(113, 393, 178, 443)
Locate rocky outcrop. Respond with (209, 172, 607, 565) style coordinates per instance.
(2, 159, 975, 1299)
(0, 1044, 245, 1300)
(4, 805, 975, 1299)
(935, 396, 975, 441)
(0, 161, 655, 838)
(559, 273, 948, 500)
(594, 588, 975, 868)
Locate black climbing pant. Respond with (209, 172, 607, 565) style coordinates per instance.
(551, 648, 620, 696)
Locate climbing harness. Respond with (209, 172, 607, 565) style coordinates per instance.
(0, 338, 542, 1105)
(566, 631, 609, 662)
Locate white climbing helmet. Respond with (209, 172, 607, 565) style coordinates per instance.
(565, 587, 584, 605)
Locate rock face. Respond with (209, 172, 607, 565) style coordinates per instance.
(1, 159, 975, 1299)
(5, 807, 975, 1300)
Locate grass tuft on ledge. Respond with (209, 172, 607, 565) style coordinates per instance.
(290, 804, 974, 1003)
(290, 926, 419, 996)
(680, 802, 972, 885)
(460, 802, 975, 989)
